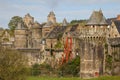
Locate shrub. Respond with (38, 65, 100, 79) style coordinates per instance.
(0, 47, 28, 80)
(59, 56, 80, 77)
(31, 63, 41, 76)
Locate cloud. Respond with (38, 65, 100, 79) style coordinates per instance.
(22, 0, 120, 7)
(63, 0, 120, 5)
(0, 0, 120, 28)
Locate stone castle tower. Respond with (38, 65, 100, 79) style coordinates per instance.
(14, 13, 42, 48)
(31, 21, 42, 48)
(62, 18, 68, 26)
(75, 10, 108, 78)
(14, 22, 27, 48)
(47, 11, 56, 24)
(42, 11, 57, 37)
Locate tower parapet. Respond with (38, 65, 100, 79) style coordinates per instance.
(71, 10, 108, 78)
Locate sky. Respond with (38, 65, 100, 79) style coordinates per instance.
(0, 0, 120, 28)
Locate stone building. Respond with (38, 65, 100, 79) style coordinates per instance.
(42, 11, 57, 38)
(108, 15, 120, 38)
(47, 11, 56, 24)
(108, 38, 120, 75)
(15, 10, 119, 77)
(23, 13, 34, 29)
(70, 10, 109, 78)
(14, 13, 42, 65)
(1, 10, 119, 77)
(15, 13, 42, 48)
(14, 22, 27, 48)
(62, 18, 68, 26)
(106, 15, 120, 75)
(0, 29, 14, 48)
(14, 11, 58, 65)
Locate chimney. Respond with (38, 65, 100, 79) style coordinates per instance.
(117, 15, 120, 20)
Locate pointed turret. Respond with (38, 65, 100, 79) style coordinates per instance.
(47, 11, 56, 24)
(62, 18, 68, 26)
(48, 11, 55, 17)
(23, 13, 34, 29)
(87, 9, 107, 26)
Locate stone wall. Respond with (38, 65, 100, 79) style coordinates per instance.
(42, 27, 53, 38)
(14, 29, 27, 48)
(16, 48, 43, 66)
(77, 37, 105, 78)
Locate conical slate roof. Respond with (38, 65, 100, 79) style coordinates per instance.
(62, 18, 68, 26)
(87, 10, 107, 25)
(108, 37, 120, 46)
(114, 20, 120, 34)
(48, 11, 55, 17)
(47, 26, 67, 39)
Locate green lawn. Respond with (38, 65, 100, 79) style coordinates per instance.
(27, 76, 120, 80)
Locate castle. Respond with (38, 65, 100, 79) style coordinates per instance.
(0, 10, 120, 78)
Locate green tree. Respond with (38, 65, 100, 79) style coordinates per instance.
(0, 47, 28, 80)
(54, 40, 63, 49)
(31, 63, 41, 76)
(59, 56, 80, 77)
(8, 16, 23, 31)
(0, 27, 3, 30)
(70, 19, 87, 26)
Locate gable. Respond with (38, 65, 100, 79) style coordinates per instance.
(47, 26, 67, 39)
(114, 20, 120, 34)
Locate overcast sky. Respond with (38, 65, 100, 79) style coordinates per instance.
(0, 0, 120, 28)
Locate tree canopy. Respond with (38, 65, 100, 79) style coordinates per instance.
(70, 19, 87, 26)
(59, 56, 80, 77)
(8, 16, 23, 31)
(0, 47, 28, 80)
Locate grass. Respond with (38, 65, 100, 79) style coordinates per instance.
(27, 76, 120, 80)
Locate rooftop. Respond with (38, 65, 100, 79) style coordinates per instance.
(108, 37, 120, 46)
(87, 10, 108, 26)
(47, 26, 67, 39)
(32, 21, 42, 29)
(114, 20, 120, 34)
(62, 18, 68, 26)
(48, 11, 55, 17)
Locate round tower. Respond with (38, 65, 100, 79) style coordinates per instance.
(31, 21, 42, 48)
(78, 10, 109, 78)
(14, 22, 27, 48)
